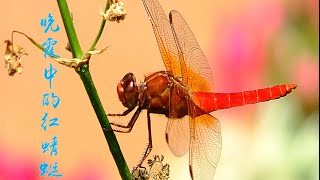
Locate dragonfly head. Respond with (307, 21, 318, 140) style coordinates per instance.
(117, 72, 139, 108)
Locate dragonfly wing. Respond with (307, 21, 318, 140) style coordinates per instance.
(142, 0, 182, 77)
(165, 84, 190, 156)
(165, 116, 190, 157)
(169, 10, 214, 93)
(188, 103, 222, 180)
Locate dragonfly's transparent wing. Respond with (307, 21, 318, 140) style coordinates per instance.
(165, 83, 190, 156)
(142, 0, 183, 77)
(165, 116, 190, 157)
(188, 103, 222, 180)
(170, 10, 214, 93)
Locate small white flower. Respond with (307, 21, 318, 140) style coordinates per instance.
(131, 155, 170, 180)
(148, 155, 170, 180)
(100, 0, 127, 23)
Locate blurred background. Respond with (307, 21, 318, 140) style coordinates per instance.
(0, 0, 318, 179)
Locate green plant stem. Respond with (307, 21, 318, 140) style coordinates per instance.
(56, 0, 83, 58)
(88, 0, 111, 51)
(56, 0, 131, 179)
(78, 65, 131, 179)
(12, 31, 45, 52)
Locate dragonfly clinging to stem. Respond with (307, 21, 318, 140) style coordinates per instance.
(108, 0, 297, 179)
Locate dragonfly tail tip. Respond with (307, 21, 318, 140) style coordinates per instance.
(287, 84, 297, 91)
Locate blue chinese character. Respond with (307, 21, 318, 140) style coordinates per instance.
(39, 162, 63, 177)
(42, 142, 49, 153)
(44, 63, 58, 89)
(40, 13, 60, 33)
(41, 136, 58, 156)
(50, 136, 58, 156)
(42, 38, 60, 58)
(48, 162, 63, 177)
(42, 92, 60, 108)
(41, 112, 59, 131)
(39, 162, 49, 176)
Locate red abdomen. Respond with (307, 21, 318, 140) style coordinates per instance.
(193, 84, 297, 113)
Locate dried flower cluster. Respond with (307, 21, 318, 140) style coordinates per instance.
(4, 40, 28, 76)
(100, 0, 127, 22)
(132, 155, 170, 180)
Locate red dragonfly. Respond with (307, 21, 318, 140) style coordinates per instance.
(108, 0, 297, 179)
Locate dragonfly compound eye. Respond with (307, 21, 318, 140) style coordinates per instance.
(117, 73, 139, 108)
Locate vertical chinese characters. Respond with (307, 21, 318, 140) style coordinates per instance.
(39, 13, 63, 177)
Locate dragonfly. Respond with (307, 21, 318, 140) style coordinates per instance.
(108, 0, 297, 179)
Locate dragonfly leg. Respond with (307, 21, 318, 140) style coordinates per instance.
(133, 110, 153, 173)
(107, 106, 135, 116)
(109, 108, 142, 133)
